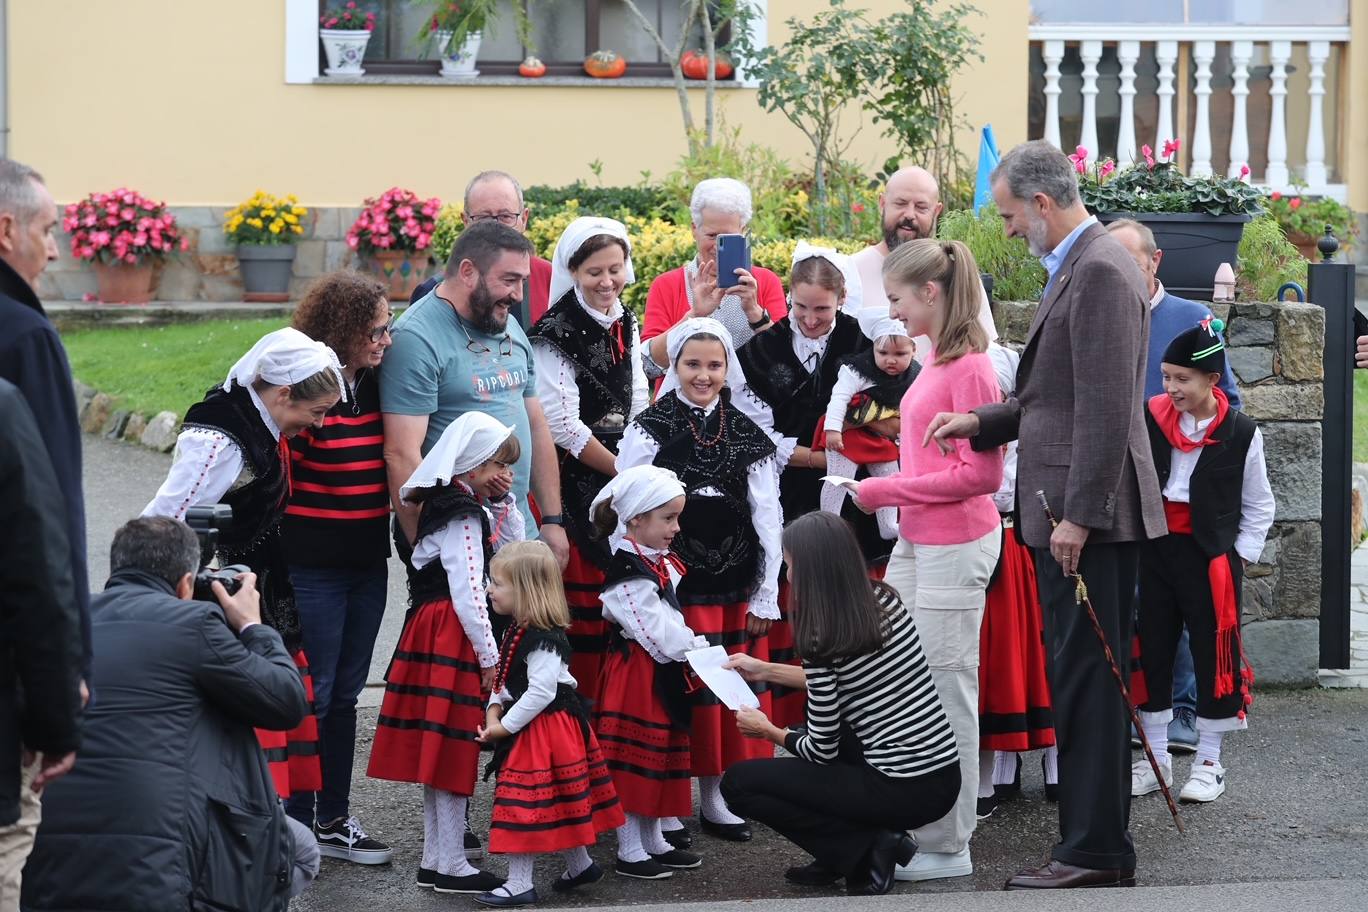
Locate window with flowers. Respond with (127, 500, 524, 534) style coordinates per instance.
(317, 1, 735, 77)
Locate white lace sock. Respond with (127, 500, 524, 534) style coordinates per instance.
(992, 751, 1019, 787)
(616, 814, 650, 863)
(699, 775, 744, 825)
(660, 816, 684, 834)
(1042, 745, 1059, 785)
(977, 750, 996, 798)
(1195, 729, 1224, 766)
(820, 450, 859, 517)
(421, 786, 439, 871)
(432, 790, 478, 877)
(866, 459, 901, 540)
(484, 854, 534, 898)
(560, 846, 593, 879)
(641, 817, 671, 855)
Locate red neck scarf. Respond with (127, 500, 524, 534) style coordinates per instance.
(1148, 386, 1229, 453)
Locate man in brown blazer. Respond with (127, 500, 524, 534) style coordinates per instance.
(925, 140, 1165, 889)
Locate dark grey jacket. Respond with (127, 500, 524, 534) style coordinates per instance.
(0, 379, 82, 825)
(22, 570, 308, 912)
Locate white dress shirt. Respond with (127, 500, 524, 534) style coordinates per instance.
(487, 647, 580, 734)
(599, 542, 709, 663)
(1161, 412, 1276, 564)
(791, 323, 833, 375)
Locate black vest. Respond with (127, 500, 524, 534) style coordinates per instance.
(528, 291, 637, 566)
(841, 348, 921, 411)
(631, 392, 776, 603)
(602, 549, 692, 730)
(484, 626, 590, 778)
(407, 486, 491, 606)
(181, 383, 300, 649)
(1145, 406, 1257, 558)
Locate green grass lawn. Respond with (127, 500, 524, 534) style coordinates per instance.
(61, 317, 290, 418)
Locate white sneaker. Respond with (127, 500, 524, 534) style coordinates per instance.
(1180, 761, 1227, 803)
(893, 847, 973, 882)
(1130, 757, 1173, 797)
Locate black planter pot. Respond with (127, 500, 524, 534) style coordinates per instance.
(1095, 211, 1251, 301)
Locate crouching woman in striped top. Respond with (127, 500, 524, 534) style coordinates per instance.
(720, 511, 961, 896)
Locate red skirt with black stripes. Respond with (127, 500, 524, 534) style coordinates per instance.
(367, 597, 484, 796)
(256, 649, 322, 798)
(594, 643, 693, 818)
(681, 599, 775, 776)
(768, 580, 806, 729)
(488, 710, 625, 854)
(563, 542, 608, 707)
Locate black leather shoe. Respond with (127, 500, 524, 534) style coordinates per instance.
(552, 861, 604, 893)
(847, 831, 916, 895)
(662, 825, 692, 849)
(1004, 859, 1136, 890)
(785, 860, 842, 886)
(976, 793, 1000, 819)
(699, 815, 752, 842)
(474, 886, 540, 907)
(434, 870, 505, 894)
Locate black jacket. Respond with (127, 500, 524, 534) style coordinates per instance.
(0, 380, 83, 825)
(0, 257, 90, 680)
(22, 570, 309, 912)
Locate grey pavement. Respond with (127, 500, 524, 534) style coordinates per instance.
(82, 433, 1368, 909)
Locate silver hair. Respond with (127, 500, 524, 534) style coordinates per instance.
(464, 170, 525, 210)
(689, 177, 753, 227)
(990, 140, 1080, 208)
(0, 159, 48, 224)
(1106, 217, 1157, 256)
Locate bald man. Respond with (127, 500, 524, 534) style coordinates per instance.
(850, 167, 997, 361)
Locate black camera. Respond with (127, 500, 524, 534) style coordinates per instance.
(184, 505, 249, 601)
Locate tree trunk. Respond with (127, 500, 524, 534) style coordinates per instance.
(622, 0, 702, 154)
(700, 2, 716, 147)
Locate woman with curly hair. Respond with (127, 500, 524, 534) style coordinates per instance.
(284, 270, 397, 865)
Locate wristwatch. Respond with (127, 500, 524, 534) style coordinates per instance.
(748, 312, 772, 330)
(539, 514, 564, 526)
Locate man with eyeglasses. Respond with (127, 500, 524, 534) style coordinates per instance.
(848, 166, 997, 362)
(409, 171, 553, 329)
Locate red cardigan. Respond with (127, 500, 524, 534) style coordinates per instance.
(641, 264, 789, 341)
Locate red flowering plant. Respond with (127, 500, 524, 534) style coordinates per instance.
(320, 2, 376, 31)
(1265, 183, 1357, 247)
(1077, 139, 1263, 218)
(62, 188, 188, 265)
(346, 187, 442, 257)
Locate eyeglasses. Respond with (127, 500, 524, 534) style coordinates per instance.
(467, 211, 522, 226)
(455, 312, 513, 357)
(369, 315, 395, 343)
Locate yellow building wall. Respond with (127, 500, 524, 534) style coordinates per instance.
(1348, 0, 1368, 212)
(9, 0, 1029, 206)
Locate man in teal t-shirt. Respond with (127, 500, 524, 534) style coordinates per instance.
(380, 222, 567, 560)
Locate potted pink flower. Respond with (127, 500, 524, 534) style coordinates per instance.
(347, 187, 441, 299)
(319, 2, 377, 76)
(63, 188, 188, 304)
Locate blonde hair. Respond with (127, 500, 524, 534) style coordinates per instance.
(488, 540, 570, 631)
(882, 238, 987, 365)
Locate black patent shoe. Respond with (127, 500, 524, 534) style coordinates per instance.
(847, 831, 917, 896)
(474, 886, 539, 907)
(552, 861, 605, 893)
(699, 815, 752, 842)
(662, 824, 692, 849)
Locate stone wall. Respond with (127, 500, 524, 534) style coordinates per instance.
(36, 206, 378, 302)
(995, 299, 1327, 686)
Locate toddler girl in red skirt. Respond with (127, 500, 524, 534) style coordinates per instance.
(367, 411, 523, 895)
(474, 540, 626, 906)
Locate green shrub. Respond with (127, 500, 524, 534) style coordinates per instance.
(660, 125, 807, 239)
(1237, 214, 1306, 302)
(524, 182, 670, 222)
(937, 205, 1046, 301)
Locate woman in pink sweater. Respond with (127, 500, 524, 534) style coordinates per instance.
(853, 239, 1003, 884)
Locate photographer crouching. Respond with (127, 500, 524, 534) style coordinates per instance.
(21, 518, 318, 911)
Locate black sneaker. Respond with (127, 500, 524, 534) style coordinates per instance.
(315, 816, 394, 865)
(417, 866, 437, 888)
(434, 870, 505, 894)
(650, 848, 703, 869)
(615, 857, 673, 880)
(465, 828, 484, 860)
(976, 794, 1000, 820)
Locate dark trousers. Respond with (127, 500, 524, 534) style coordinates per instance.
(721, 757, 959, 877)
(1138, 535, 1245, 720)
(285, 561, 389, 825)
(1033, 541, 1138, 871)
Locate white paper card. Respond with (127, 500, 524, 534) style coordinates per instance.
(820, 474, 860, 492)
(685, 645, 760, 711)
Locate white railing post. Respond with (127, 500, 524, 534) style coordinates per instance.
(1116, 40, 1140, 165)
(1227, 40, 1253, 178)
(1079, 40, 1102, 159)
(1154, 40, 1178, 152)
(1191, 40, 1215, 176)
(1042, 39, 1064, 149)
(1305, 40, 1330, 188)
(1266, 40, 1291, 188)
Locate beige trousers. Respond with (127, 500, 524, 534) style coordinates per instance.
(0, 758, 41, 912)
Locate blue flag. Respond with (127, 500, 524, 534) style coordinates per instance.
(974, 124, 1001, 215)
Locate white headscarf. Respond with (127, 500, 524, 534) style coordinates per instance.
(589, 465, 686, 553)
(790, 240, 863, 313)
(223, 327, 348, 402)
(657, 317, 797, 463)
(548, 216, 636, 308)
(864, 316, 911, 343)
(400, 411, 515, 502)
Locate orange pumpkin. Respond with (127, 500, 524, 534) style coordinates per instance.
(518, 55, 546, 78)
(680, 50, 732, 80)
(584, 50, 626, 79)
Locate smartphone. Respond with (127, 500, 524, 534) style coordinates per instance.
(716, 233, 750, 289)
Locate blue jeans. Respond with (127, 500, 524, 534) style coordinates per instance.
(285, 561, 389, 826)
(1172, 627, 1198, 714)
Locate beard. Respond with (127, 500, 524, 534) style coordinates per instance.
(1024, 212, 1052, 257)
(469, 279, 516, 334)
(882, 212, 932, 252)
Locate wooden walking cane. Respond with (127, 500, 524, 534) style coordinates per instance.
(1035, 490, 1185, 835)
